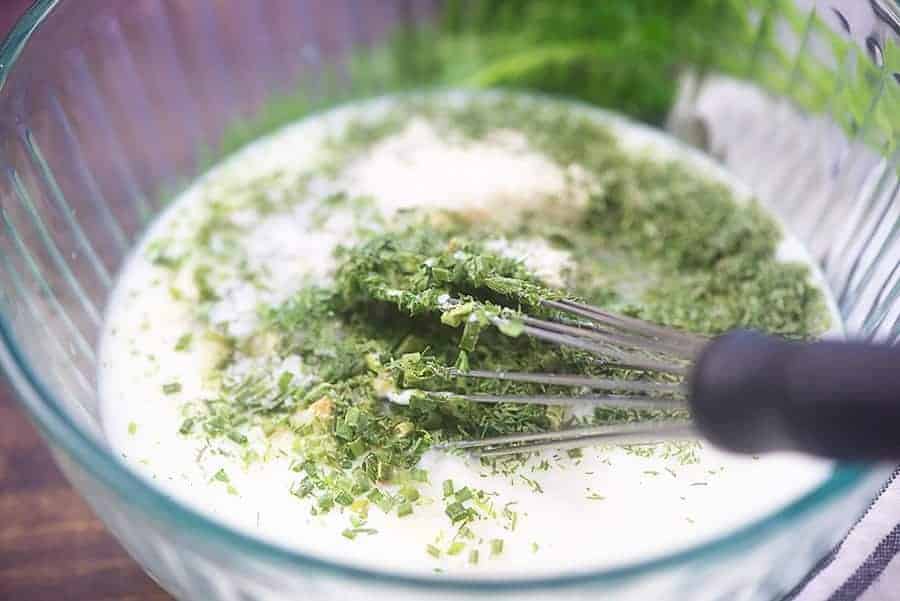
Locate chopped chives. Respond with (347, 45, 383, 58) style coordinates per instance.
(447, 541, 465, 556)
(227, 430, 248, 445)
(399, 485, 420, 502)
(454, 487, 473, 502)
(350, 498, 369, 517)
(445, 501, 469, 524)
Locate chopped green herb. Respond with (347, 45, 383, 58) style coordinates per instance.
(342, 527, 378, 540)
(520, 475, 544, 494)
(447, 541, 465, 556)
(162, 382, 182, 395)
(445, 502, 470, 524)
(174, 333, 193, 352)
(400, 485, 420, 503)
(317, 494, 335, 512)
(502, 503, 519, 531)
(455, 487, 473, 503)
(368, 489, 395, 513)
(227, 431, 248, 445)
(351, 498, 370, 518)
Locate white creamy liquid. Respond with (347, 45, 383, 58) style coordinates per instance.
(100, 92, 839, 579)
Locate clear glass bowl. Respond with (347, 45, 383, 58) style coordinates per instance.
(1, 1, 898, 600)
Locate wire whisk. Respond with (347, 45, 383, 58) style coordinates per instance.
(412, 297, 900, 461)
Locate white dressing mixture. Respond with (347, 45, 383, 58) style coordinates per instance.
(100, 92, 837, 579)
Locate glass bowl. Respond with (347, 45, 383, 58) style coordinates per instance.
(0, 1, 898, 600)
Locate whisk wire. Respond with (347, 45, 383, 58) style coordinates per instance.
(542, 299, 708, 354)
(449, 368, 686, 395)
(436, 420, 697, 457)
(509, 315, 690, 375)
(427, 299, 703, 455)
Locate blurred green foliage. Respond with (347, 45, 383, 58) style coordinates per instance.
(214, 0, 899, 162)
(381, 0, 755, 124)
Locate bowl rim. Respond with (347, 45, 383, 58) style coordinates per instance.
(0, 0, 879, 592)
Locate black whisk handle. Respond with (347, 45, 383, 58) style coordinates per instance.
(690, 330, 900, 460)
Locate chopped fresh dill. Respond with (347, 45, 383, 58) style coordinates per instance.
(519, 475, 544, 494)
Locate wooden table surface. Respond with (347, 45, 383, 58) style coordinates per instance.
(0, 378, 170, 601)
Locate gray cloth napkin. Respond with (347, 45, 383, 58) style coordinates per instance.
(790, 469, 900, 601)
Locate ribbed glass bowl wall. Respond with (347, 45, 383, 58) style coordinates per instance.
(0, 1, 898, 600)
